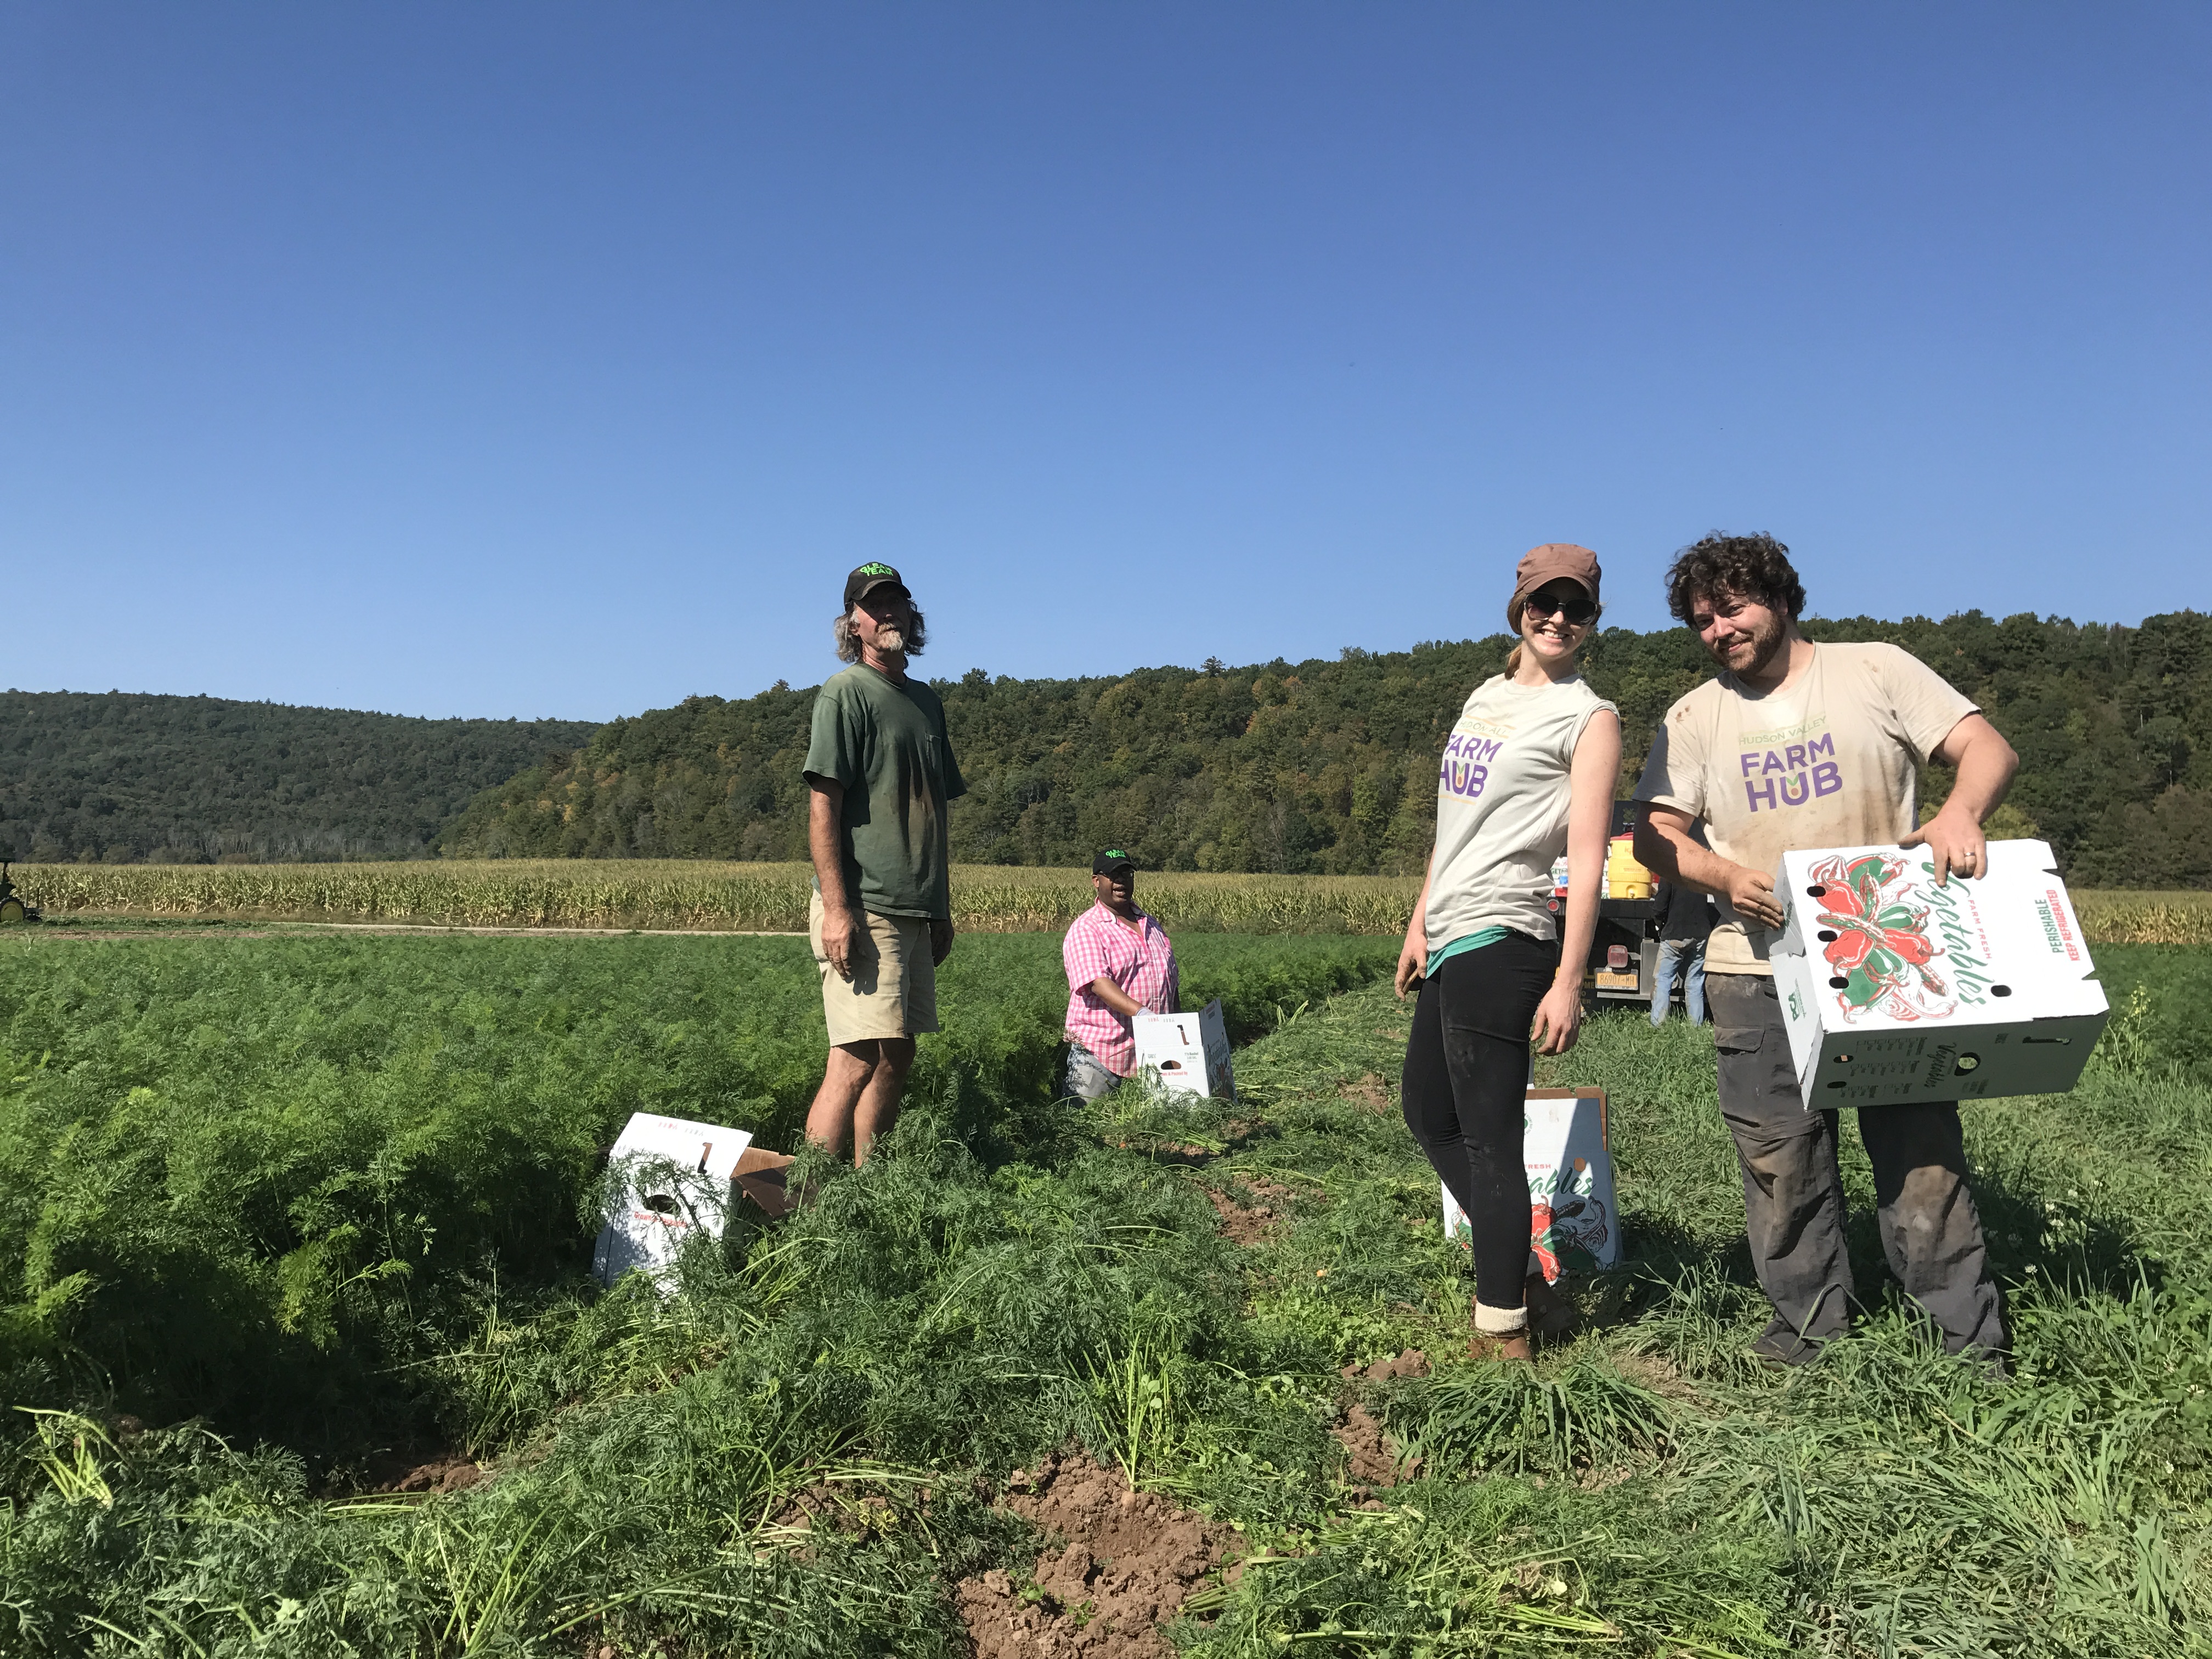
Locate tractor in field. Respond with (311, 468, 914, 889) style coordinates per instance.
(0, 859, 41, 926)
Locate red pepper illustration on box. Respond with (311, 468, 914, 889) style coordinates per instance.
(1528, 1158, 1610, 1282)
(1807, 852, 1957, 1024)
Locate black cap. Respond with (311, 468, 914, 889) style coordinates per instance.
(843, 562, 909, 609)
(1092, 848, 1137, 874)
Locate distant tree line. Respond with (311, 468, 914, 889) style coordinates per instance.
(437, 611, 2212, 888)
(0, 691, 597, 864)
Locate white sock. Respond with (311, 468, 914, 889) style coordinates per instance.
(1474, 1300, 1530, 1334)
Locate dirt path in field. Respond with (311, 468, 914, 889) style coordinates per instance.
(956, 1451, 1235, 1658)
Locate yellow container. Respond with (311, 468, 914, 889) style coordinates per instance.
(1605, 833, 1654, 900)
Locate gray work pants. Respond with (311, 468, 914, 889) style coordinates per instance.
(1707, 974, 2006, 1366)
(1063, 1041, 1122, 1103)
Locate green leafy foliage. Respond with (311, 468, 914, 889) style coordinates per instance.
(0, 930, 1391, 1448)
(1, 935, 2207, 1656)
(0, 689, 594, 864)
(440, 610, 2212, 885)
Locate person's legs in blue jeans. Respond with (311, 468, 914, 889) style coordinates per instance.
(1650, 939, 1686, 1026)
(1684, 939, 1707, 1026)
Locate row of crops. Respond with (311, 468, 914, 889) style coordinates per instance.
(0, 931, 1393, 1446)
(3, 928, 2209, 1653)
(11, 860, 1425, 935)
(14, 859, 2212, 941)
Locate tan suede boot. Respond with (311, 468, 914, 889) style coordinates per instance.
(1468, 1329, 1534, 1363)
(1468, 1294, 1534, 1363)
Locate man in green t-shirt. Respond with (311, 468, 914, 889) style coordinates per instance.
(801, 563, 966, 1165)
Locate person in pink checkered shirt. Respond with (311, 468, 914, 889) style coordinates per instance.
(1061, 848, 1181, 1101)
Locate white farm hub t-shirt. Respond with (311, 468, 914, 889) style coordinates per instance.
(1424, 674, 1617, 958)
(1634, 642, 1978, 975)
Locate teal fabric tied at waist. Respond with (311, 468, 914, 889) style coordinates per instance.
(1425, 926, 1509, 979)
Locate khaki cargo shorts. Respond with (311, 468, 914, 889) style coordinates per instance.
(809, 889, 939, 1045)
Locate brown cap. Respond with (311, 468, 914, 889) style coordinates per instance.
(1507, 543, 1601, 630)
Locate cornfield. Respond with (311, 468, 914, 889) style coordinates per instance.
(2067, 889, 2212, 946)
(19, 861, 2210, 943)
(10, 860, 1426, 935)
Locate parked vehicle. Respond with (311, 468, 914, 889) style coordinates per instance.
(0, 859, 42, 926)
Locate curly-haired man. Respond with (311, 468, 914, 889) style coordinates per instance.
(800, 563, 964, 1165)
(1632, 533, 2019, 1369)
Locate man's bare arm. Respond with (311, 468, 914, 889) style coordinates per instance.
(1901, 713, 2019, 883)
(1088, 976, 1143, 1019)
(1634, 802, 1786, 931)
(808, 778, 858, 978)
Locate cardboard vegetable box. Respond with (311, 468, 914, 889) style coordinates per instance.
(1442, 1087, 1618, 1283)
(1768, 838, 2109, 1107)
(592, 1111, 797, 1289)
(1132, 998, 1237, 1103)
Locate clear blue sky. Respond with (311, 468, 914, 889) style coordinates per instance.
(4, 3, 2207, 722)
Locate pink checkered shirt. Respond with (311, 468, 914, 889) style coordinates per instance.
(1062, 901, 1180, 1077)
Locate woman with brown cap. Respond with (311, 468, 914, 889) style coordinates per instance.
(1394, 543, 1621, 1361)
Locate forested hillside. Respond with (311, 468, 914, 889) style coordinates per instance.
(438, 611, 2212, 887)
(0, 691, 595, 863)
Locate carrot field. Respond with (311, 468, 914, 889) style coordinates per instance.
(1, 928, 2207, 1656)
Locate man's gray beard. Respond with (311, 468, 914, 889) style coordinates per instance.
(872, 627, 907, 655)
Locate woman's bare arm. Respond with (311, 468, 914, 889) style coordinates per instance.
(1395, 848, 1438, 999)
(1533, 709, 1621, 1054)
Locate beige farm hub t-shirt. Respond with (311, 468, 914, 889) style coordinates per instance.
(1633, 642, 1978, 975)
(1425, 672, 1617, 958)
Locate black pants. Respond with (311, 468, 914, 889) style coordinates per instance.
(1708, 974, 2007, 1365)
(1401, 934, 1558, 1313)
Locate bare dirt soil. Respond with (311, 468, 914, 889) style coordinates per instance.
(1331, 1348, 1427, 1500)
(956, 1451, 1233, 1658)
(1334, 1405, 1404, 1494)
(1343, 1347, 1430, 1385)
(1338, 1072, 1393, 1114)
(1205, 1178, 1299, 1247)
(375, 1454, 486, 1495)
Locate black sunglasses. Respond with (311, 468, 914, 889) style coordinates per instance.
(1521, 590, 1597, 624)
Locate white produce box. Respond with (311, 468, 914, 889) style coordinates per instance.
(1442, 1087, 1618, 1283)
(1768, 839, 2109, 1107)
(1132, 998, 1236, 1103)
(592, 1112, 755, 1289)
